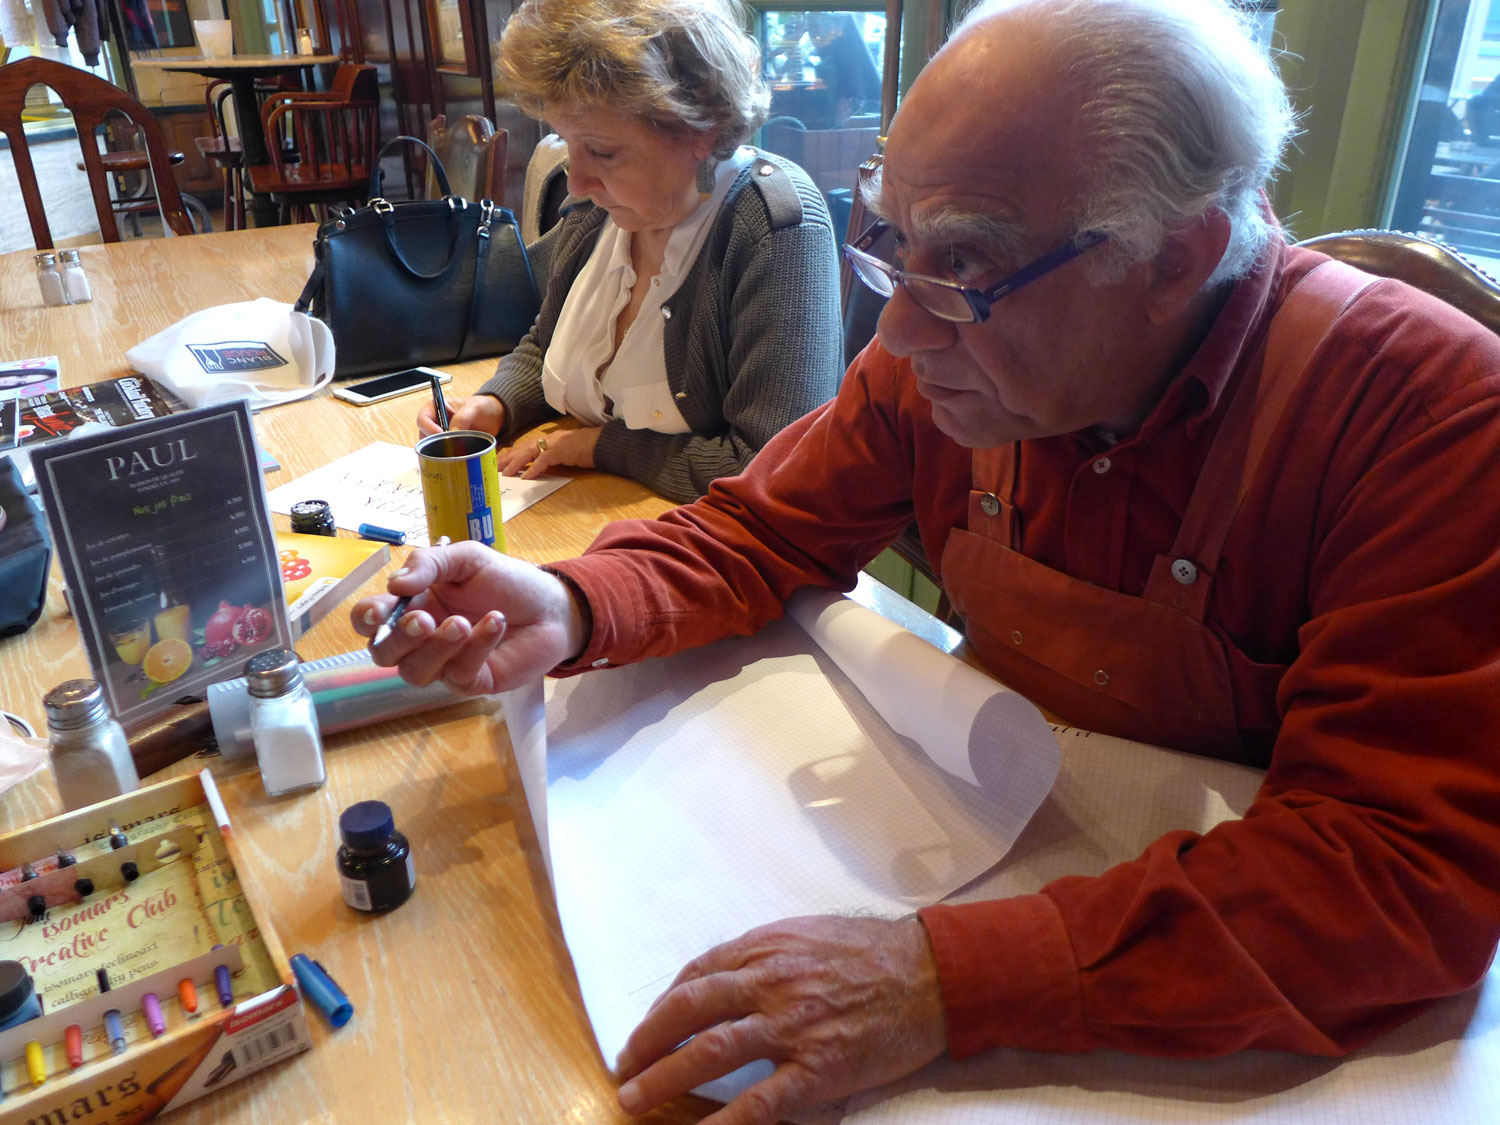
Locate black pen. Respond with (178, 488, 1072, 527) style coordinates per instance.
(371, 535, 449, 646)
(429, 373, 449, 431)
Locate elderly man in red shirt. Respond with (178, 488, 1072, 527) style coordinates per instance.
(355, 0, 1500, 1120)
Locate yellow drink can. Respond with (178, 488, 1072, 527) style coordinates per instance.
(416, 430, 506, 551)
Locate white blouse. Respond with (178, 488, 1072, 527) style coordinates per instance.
(540, 147, 755, 433)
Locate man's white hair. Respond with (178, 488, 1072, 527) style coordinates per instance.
(953, 0, 1296, 284)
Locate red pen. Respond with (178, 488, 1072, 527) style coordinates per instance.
(65, 1024, 83, 1068)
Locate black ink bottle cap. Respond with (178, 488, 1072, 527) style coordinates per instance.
(339, 801, 395, 850)
(0, 961, 36, 1019)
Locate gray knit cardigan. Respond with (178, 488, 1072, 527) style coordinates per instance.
(477, 149, 842, 504)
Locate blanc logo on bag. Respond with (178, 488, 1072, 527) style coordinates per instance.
(186, 341, 290, 374)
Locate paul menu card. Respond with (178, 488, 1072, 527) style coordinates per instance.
(31, 399, 291, 728)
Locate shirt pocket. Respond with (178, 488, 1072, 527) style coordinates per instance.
(610, 381, 692, 434)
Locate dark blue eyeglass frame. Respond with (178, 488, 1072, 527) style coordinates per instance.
(842, 218, 1108, 323)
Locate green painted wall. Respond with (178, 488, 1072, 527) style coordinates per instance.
(1272, 0, 1433, 236)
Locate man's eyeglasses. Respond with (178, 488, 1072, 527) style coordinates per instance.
(842, 219, 1108, 324)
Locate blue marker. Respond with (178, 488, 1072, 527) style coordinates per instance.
(357, 523, 407, 546)
(290, 954, 352, 1028)
(103, 1008, 126, 1055)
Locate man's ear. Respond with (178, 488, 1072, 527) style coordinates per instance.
(1143, 209, 1232, 325)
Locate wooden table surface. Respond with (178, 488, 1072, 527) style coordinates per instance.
(0, 226, 715, 1123)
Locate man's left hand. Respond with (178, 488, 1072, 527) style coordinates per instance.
(615, 914, 947, 1123)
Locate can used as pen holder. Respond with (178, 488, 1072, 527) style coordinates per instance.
(415, 430, 505, 551)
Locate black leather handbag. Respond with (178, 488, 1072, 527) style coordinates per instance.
(296, 136, 541, 380)
(0, 458, 51, 639)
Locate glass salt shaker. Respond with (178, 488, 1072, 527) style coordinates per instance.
(34, 253, 66, 307)
(44, 679, 141, 812)
(58, 250, 93, 304)
(246, 649, 327, 796)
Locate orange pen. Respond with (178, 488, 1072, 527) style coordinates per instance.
(177, 977, 198, 1016)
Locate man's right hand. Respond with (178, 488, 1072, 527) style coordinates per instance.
(417, 393, 507, 436)
(350, 540, 586, 694)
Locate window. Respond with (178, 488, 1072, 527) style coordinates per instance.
(1389, 0, 1500, 270)
(753, 7, 892, 243)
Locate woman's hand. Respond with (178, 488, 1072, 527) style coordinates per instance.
(499, 426, 602, 479)
(417, 393, 507, 436)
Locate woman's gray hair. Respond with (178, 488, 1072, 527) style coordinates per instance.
(497, 0, 770, 158)
(954, 0, 1296, 284)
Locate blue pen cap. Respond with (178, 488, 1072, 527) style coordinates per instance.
(290, 954, 353, 1028)
(0, 960, 41, 1030)
(339, 800, 396, 850)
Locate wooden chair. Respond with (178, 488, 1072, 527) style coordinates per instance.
(248, 64, 379, 223)
(0, 56, 195, 249)
(424, 114, 507, 203)
(195, 82, 246, 232)
(1295, 228, 1500, 333)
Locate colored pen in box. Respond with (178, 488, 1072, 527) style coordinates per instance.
(212, 947, 234, 1009)
(25, 1039, 45, 1085)
(65, 1023, 83, 1069)
(178, 976, 199, 1016)
(103, 1008, 126, 1056)
(142, 992, 165, 1037)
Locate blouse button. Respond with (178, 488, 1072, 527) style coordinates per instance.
(1092, 456, 1112, 474)
(758, 163, 774, 176)
(1093, 669, 1109, 686)
(980, 493, 1000, 516)
(661, 306, 672, 319)
(1010, 630, 1023, 645)
(1171, 558, 1199, 585)
(675, 391, 687, 400)
(591, 658, 610, 668)
(653, 410, 662, 420)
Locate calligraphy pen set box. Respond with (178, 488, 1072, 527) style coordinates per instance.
(0, 771, 310, 1123)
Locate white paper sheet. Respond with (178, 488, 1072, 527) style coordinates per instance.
(842, 727, 1500, 1124)
(267, 440, 568, 546)
(501, 592, 1058, 1103)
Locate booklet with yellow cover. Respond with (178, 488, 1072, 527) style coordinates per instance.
(275, 530, 390, 640)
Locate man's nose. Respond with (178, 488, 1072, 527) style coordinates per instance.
(876, 283, 957, 358)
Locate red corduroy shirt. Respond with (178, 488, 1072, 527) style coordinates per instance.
(551, 239, 1500, 1059)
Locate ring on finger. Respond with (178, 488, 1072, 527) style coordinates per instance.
(536, 436, 549, 453)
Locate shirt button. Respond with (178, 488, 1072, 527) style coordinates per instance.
(1010, 630, 1023, 645)
(1092, 456, 1112, 474)
(1171, 558, 1198, 585)
(674, 391, 687, 400)
(653, 410, 662, 420)
(980, 493, 1000, 516)
(661, 306, 672, 319)
(758, 163, 774, 176)
(1093, 669, 1109, 686)
(591, 658, 609, 668)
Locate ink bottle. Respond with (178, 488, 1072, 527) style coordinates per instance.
(246, 649, 327, 796)
(44, 679, 141, 811)
(58, 249, 93, 304)
(0, 961, 43, 1031)
(336, 800, 414, 913)
(34, 252, 66, 307)
(289, 499, 336, 536)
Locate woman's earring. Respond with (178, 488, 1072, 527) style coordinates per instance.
(697, 158, 716, 198)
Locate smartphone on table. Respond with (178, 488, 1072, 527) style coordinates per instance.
(332, 367, 451, 406)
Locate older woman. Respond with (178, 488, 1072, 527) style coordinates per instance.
(416, 0, 842, 504)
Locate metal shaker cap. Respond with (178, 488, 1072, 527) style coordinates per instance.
(245, 649, 304, 698)
(43, 680, 109, 731)
(58, 249, 82, 265)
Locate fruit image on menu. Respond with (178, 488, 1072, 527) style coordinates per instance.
(31, 400, 291, 727)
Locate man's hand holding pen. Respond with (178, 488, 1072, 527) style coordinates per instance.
(351, 540, 587, 694)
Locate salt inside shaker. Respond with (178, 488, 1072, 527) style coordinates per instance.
(58, 249, 93, 304)
(44, 679, 141, 811)
(246, 649, 327, 796)
(34, 253, 66, 307)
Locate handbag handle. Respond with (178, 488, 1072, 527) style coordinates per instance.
(367, 136, 465, 281)
(369, 134, 453, 199)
